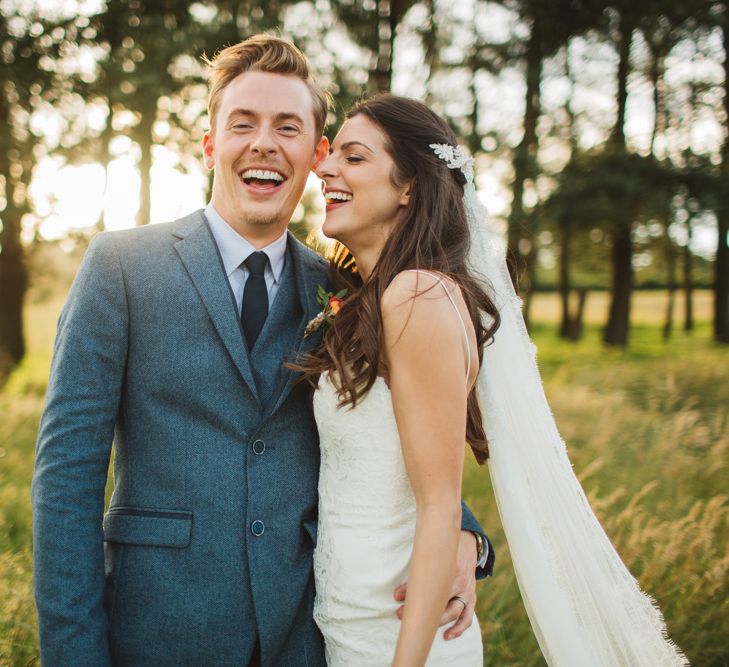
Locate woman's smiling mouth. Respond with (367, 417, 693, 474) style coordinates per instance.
(324, 189, 353, 211)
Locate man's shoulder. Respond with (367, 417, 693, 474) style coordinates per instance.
(92, 210, 206, 251)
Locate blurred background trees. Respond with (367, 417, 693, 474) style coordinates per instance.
(2, 5, 729, 665)
(1, 0, 729, 373)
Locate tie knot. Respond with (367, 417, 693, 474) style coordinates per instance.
(244, 251, 268, 276)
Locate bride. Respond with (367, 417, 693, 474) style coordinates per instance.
(296, 94, 688, 666)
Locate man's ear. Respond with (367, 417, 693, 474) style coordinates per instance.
(202, 132, 214, 170)
(312, 136, 329, 170)
(400, 179, 414, 206)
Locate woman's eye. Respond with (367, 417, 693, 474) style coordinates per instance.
(346, 155, 364, 164)
(232, 123, 252, 130)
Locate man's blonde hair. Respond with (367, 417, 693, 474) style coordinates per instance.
(203, 35, 330, 137)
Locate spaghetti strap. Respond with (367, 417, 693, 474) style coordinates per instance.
(403, 270, 472, 380)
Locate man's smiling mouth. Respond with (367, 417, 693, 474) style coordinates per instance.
(241, 169, 287, 190)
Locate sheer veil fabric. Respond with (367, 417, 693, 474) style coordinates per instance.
(455, 164, 689, 665)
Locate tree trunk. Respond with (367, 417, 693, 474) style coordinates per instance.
(568, 288, 588, 342)
(422, 0, 437, 106)
(372, 0, 393, 93)
(663, 227, 676, 341)
(0, 206, 27, 368)
(604, 224, 632, 347)
(649, 52, 666, 159)
(507, 22, 542, 291)
(466, 54, 481, 156)
(716, 214, 729, 342)
(604, 14, 633, 347)
(557, 213, 583, 341)
(559, 46, 581, 342)
(558, 217, 572, 339)
(611, 14, 631, 149)
(135, 109, 155, 227)
(717, 15, 729, 343)
(683, 218, 694, 332)
(522, 243, 538, 329)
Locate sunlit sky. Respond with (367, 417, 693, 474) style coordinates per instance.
(18, 0, 722, 257)
(28, 148, 209, 241)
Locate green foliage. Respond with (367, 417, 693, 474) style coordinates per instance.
(545, 149, 677, 231)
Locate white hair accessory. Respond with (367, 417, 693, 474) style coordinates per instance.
(429, 143, 474, 184)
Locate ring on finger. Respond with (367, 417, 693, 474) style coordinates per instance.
(450, 595, 468, 611)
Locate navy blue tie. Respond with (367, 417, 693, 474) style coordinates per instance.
(242, 251, 269, 350)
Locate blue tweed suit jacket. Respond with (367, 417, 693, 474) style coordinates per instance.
(32, 209, 489, 666)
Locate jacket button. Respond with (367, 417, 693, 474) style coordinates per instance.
(252, 439, 266, 455)
(251, 520, 265, 536)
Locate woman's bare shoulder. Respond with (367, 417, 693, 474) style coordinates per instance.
(381, 270, 468, 342)
(382, 270, 459, 311)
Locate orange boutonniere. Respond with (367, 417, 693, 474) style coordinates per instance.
(304, 286, 348, 338)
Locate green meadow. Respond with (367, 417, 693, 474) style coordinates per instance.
(1, 289, 727, 665)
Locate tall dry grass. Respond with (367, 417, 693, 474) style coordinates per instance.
(467, 318, 729, 666)
(0, 388, 43, 665)
(1, 290, 727, 665)
(0, 295, 58, 666)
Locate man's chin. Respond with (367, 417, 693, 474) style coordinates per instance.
(237, 199, 289, 227)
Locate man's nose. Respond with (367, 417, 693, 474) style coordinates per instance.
(250, 124, 277, 155)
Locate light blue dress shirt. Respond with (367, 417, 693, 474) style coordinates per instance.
(204, 203, 287, 314)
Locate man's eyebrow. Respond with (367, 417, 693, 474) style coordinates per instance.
(227, 108, 306, 125)
(275, 111, 306, 125)
(330, 140, 375, 154)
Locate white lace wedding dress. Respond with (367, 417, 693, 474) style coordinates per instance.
(312, 275, 483, 666)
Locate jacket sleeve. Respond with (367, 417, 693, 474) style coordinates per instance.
(461, 501, 495, 580)
(32, 232, 129, 666)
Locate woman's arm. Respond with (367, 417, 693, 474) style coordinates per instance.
(382, 271, 476, 667)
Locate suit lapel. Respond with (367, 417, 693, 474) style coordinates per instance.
(172, 211, 261, 408)
(264, 232, 329, 419)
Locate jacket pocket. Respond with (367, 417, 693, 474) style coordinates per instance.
(103, 506, 193, 548)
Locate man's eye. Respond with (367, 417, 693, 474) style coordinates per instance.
(279, 125, 300, 134)
(232, 123, 252, 130)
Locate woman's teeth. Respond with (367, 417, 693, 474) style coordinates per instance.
(325, 192, 353, 204)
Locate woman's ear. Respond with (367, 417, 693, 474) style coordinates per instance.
(400, 180, 414, 206)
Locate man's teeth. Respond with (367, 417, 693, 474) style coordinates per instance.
(325, 192, 353, 202)
(242, 169, 284, 182)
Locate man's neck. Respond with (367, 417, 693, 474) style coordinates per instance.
(209, 204, 289, 248)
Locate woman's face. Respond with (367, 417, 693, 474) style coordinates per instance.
(315, 115, 411, 251)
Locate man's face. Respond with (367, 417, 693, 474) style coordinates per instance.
(203, 71, 328, 234)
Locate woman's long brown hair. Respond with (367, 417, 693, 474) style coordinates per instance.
(292, 94, 500, 464)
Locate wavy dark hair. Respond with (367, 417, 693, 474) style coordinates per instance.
(293, 94, 500, 463)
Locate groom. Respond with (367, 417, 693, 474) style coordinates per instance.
(32, 35, 493, 665)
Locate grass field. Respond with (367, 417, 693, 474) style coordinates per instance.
(1, 290, 727, 665)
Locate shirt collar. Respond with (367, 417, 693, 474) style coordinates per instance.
(204, 203, 287, 283)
